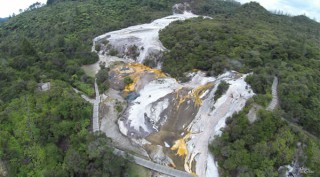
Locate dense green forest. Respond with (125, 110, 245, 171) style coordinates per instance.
(1, 0, 320, 176)
(0, 81, 129, 176)
(211, 107, 320, 176)
(159, 2, 320, 176)
(0, 0, 180, 176)
(160, 1, 320, 137)
(0, 0, 178, 98)
(186, 0, 241, 15)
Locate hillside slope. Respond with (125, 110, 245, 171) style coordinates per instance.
(0, 0, 180, 100)
(0, 0, 319, 176)
(0, 0, 180, 176)
(159, 2, 320, 176)
(160, 1, 320, 136)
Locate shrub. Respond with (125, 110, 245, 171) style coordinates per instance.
(108, 48, 118, 56)
(124, 77, 133, 86)
(95, 44, 101, 51)
(214, 81, 229, 101)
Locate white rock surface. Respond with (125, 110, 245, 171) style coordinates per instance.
(91, 7, 255, 177)
(126, 78, 178, 132)
(186, 72, 255, 177)
(94, 12, 199, 63)
(206, 154, 219, 177)
(120, 71, 219, 136)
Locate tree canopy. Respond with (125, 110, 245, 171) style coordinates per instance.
(0, 0, 180, 175)
(159, 1, 320, 176)
(160, 2, 320, 137)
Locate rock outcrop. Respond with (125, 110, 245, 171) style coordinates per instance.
(172, 3, 192, 14)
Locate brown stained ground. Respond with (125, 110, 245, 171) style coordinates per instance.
(109, 63, 166, 92)
(165, 148, 186, 171)
(102, 62, 217, 173)
(145, 88, 201, 170)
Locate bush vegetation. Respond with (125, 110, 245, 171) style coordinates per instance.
(159, 1, 320, 175)
(0, 81, 129, 176)
(1, 0, 320, 176)
(124, 76, 134, 86)
(96, 67, 110, 93)
(160, 2, 320, 137)
(214, 81, 229, 101)
(0, 0, 180, 175)
(211, 108, 320, 176)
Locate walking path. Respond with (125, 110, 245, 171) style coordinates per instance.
(74, 80, 100, 132)
(72, 88, 95, 104)
(93, 80, 100, 132)
(267, 77, 279, 111)
(76, 83, 191, 177)
(114, 149, 194, 177)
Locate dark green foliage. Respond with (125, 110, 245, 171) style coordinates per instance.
(159, 2, 320, 175)
(245, 74, 272, 94)
(0, 52, 123, 177)
(124, 76, 134, 86)
(126, 45, 140, 60)
(20, 38, 38, 57)
(0, 0, 179, 99)
(64, 133, 128, 177)
(211, 109, 320, 176)
(214, 81, 229, 101)
(0, 0, 179, 100)
(251, 94, 272, 108)
(1, 0, 319, 176)
(108, 48, 119, 56)
(143, 57, 157, 68)
(95, 44, 101, 51)
(0, 74, 125, 176)
(143, 52, 163, 68)
(73, 80, 95, 97)
(160, 2, 320, 138)
(46, 0, 55, 5)
(96, 68, 110, 93)
(0, 0, 181, 176)
(188, 0, 241, 15)
(115, 100, 123, 113)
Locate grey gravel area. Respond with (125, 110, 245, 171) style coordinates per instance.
(99, 89, 148, 156)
